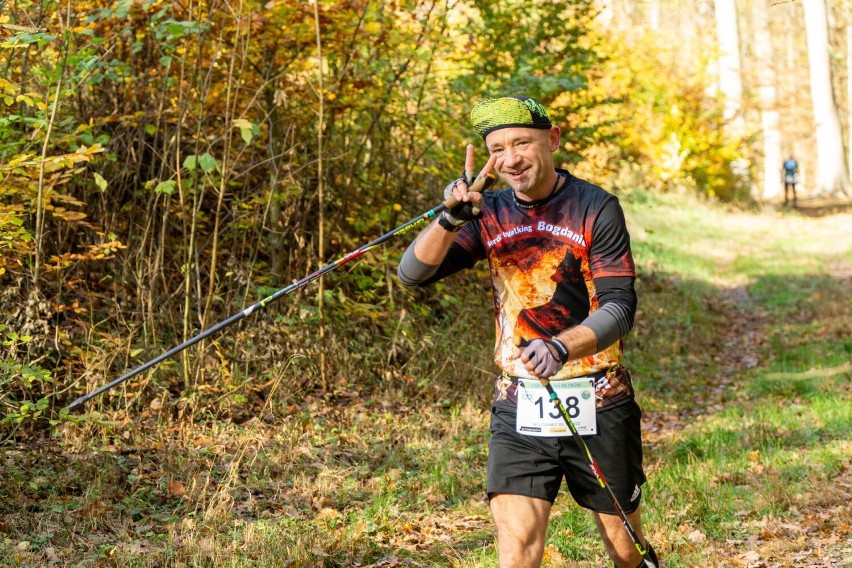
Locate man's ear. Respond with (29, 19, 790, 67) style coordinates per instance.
(548, 126, 561, 151)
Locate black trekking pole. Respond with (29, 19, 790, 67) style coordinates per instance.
(65, 166, 496, 410)
(541, 379, 656, 567)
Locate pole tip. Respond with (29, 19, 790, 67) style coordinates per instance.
(64, 395, 88, 410)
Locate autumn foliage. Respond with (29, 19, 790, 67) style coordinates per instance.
(1, 1, 757, 424)
(1, 0, 617, 419)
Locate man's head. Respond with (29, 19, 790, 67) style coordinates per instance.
(470, 96, 560, 199)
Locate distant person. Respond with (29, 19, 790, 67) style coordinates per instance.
(782, 156, 798, 206)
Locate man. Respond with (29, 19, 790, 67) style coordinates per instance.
(397, 96, 658, 568)
(782, 156, 798, 206)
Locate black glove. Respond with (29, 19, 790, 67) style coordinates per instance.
(439, 178, 481, 231)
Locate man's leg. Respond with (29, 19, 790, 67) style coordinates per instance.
(594, 507, 653, 568)
(490, 493, 551, 568)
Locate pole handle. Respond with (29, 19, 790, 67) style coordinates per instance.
(442, 170, 496, 208)
(442, 154, 498, 209)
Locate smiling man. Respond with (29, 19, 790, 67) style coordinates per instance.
(397, 96, 658, 568)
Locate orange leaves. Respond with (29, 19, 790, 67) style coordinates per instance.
(0, 144, 106, 232)
(46, 239, 127, 270)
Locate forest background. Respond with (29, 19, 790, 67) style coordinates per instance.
(1, 0, 850, 566)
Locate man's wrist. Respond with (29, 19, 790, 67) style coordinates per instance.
(438, 211, 462, 232)
(548, 337, 570, 364)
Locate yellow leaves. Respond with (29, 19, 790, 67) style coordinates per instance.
(46, 239, 127, 271)
(362, 22, 383, 35)
(232, 118, 257, 144)
(52, 192, 86, 208)
(93, 172, 108, 191)
(0, 79, 20, 106)
(49, 208, 88, 223)
(747, 449, 765, 474)
(2, 145, 105, 175)
(541, 544, 565, 565)
(45, 191, 89, 224)
(314, 507, 341, 522)
(14, 92, 48, 111)
(0, 201, 32, 274)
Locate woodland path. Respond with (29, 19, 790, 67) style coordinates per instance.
(641, 202, 852, 568)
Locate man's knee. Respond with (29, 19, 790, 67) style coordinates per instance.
(490, 494, 551, 568)
(493, 525, 546, 568)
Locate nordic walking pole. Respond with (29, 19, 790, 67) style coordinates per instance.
(66, 161, 496, 410)
(541, 379, 656, 567)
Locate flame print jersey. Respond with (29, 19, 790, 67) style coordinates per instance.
(432, 169, 636, 389)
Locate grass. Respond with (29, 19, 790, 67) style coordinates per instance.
(1, 192, 850, 567)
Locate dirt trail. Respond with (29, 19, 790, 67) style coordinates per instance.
(643, 204, 852, 567)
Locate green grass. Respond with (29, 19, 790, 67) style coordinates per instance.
(621, 192, 852, 566)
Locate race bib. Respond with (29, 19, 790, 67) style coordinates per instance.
(516, 378, 597, 437)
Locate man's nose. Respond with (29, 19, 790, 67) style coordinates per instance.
(503, 147, 522, 167)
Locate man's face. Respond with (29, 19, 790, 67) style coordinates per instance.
(484, 126, 560, 198)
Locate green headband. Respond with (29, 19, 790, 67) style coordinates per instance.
(470, 96, 552, 139)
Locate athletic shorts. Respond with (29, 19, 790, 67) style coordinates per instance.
(487, 398, 646, 514)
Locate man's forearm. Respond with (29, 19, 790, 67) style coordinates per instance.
(551, 300, 634, 361)
(412, 220, 459, 264)
(398, 221, 458, 286)
(552, 325, 598, 361)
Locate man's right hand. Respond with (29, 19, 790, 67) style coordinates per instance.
(441, 177, 481, 230)
(439, 145, 496, 231)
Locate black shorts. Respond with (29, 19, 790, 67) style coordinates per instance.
(487, 399, 646, 514)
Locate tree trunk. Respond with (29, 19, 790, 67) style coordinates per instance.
(714, 0, 743, 134)
(847, 22, 852, 179)
(752, 0, 782, 201)
(596, 0, 614, 29)
(648, 0, 660, 31)
(802, 0, 850, 196)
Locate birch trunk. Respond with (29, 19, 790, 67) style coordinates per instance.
(802, 0, 850, 196)
(847, 22, 852, 178)
(714, 0, 744, 134)
(648, 0, 660, 31)
(752, 0, 782, 201)
(596, 0, 614, 29)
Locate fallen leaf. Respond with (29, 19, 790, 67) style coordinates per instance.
(167, 480, 185, 496)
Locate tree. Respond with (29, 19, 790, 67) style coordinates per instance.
(752, 0, 782, 201)
(715, 0, 744, 135)
(714, 0, 751, 195)
(847, 12, 852, 179)
(802, 0, 850, 196)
